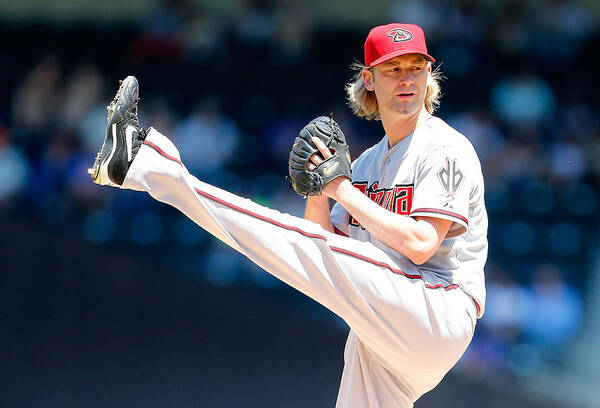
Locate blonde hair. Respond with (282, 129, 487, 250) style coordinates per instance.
(345, 60, 443, 120)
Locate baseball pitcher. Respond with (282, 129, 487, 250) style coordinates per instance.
(88, 23, 487, 408)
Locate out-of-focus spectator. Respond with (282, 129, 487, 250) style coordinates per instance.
(481, 265, 531, 343)
(584, 133, 600, 182)
(260, 115, 307, 167)
(65, 150, 112, 208)
(0, 1, 597, 392)
(131, 0, 185, 62)
(522, 264, 583, 353)
(59, 64, 106, 132)
(271, 0, 313, 62)
(173, 96, 241, 176)
(534, 0, 595, 59)
(489, 2, 532, 56)
(37, 131, 77, 197)
(78, 104, 110, 156)
(12, 55, 61, 138)
(448, 108, 504, 163)
(234, 0, 275, 48)
(490, 70, 556, 128)
(546, 141, 587, 184)
(495, 139, 546, 184)
(389, 0, 448, 41)
(543, 0, 595, 38)
(457, 330, 511, 378)
(562, 103, 599, 140)
(181, 6, 226, 61)
(0, 125, 29, 205)
(141, 97, 178, 138)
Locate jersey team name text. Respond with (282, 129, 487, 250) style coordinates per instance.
(349, 181, 414, 228)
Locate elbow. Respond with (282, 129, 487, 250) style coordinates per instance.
(404, 242, 436, 265)
(408, 252, 431, 266)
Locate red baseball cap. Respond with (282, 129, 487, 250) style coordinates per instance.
(364, 23, 435, 67)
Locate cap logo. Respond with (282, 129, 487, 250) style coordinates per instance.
(387, 28, 413, 43)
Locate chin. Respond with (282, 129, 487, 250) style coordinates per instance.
(392, 104, 418, 116)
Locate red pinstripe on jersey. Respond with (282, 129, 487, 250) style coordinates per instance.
(410, 208, 468, 225)
(144, 140, 466, 294)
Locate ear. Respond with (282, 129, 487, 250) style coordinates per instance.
(362, 69, 374, 91)
(427, 63, 432, 73)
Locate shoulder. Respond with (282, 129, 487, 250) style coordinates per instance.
(419, 115, 480, 163)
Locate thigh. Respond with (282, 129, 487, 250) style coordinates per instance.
(126, 128, 475, 378)
(329, 238, 476, 375)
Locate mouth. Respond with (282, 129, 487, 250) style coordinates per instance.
(395, 92, 415, 100)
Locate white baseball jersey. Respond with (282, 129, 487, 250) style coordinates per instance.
(331, 108, 487, 318)
(122, 124, 482, 408)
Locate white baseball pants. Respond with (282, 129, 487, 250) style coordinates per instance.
(122, 128, 477, 408)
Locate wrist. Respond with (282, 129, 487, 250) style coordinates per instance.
(307, 194, 329, 204)
(325, 177, 353, 201)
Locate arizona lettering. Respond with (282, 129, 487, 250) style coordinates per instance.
(349, 182, 414, 228)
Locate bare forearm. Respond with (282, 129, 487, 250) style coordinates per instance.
(304, 195, 334, 233)
(300, 136, 448, 263)
(331, 179, 442, 264)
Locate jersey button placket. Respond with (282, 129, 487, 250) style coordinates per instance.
(381, 156, 391, 183)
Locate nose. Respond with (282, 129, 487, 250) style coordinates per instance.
(398, 70, 414, 86)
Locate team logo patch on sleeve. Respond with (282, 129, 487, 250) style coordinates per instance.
(437, 158, 464, 195)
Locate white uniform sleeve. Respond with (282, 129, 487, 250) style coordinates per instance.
(330, 201, 349, 237)
(410, 147, 471, 238)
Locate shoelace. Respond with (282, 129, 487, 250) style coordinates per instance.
(94, 82, 143, 162)
(105, 79, 140, 122)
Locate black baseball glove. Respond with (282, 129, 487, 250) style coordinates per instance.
(288, 116, 351, 197)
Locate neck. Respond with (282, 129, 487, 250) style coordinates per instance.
(381, 109, 422, 147)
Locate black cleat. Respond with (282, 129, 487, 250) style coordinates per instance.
(88, 75, 145, 186)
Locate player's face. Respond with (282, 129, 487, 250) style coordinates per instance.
(363, 54, 429, 118)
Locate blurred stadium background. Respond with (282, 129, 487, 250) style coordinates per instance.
(1, 0, 600, 407)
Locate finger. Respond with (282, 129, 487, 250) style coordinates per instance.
(310, 153, 323, 166)
(307, 162, 315, 171)
(312, 137, 333, 159)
